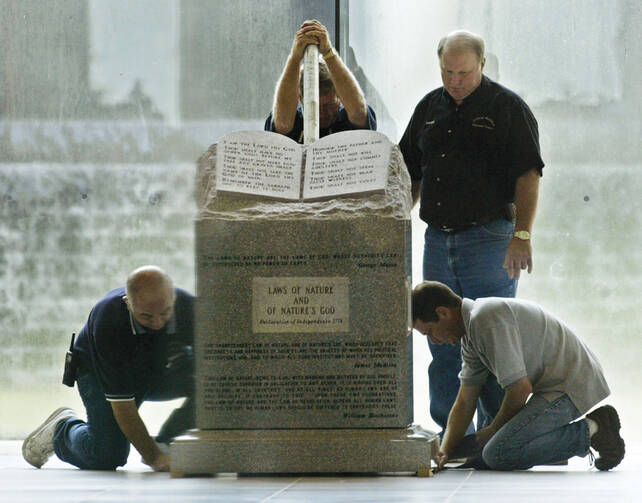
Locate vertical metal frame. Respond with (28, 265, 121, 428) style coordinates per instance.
(335, 0, 349, 57)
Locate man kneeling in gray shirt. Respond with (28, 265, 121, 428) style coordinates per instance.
(412, 281, 625, 471)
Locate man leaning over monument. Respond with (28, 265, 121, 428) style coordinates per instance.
(265, 19, 376, 143)
(399, 30, 544, 433)
(412, 280, 625, 471)
(22, 265, 195, 471)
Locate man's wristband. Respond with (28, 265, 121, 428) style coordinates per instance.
(322, 48, 336, 61)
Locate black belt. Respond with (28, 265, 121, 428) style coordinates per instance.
(435, 205, 514, 233)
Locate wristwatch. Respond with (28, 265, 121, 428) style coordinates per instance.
(514, 230, 531, 240)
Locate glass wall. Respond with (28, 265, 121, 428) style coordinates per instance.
(2, 0, 640, 443)
(349, 0, 642, 438)
(0, 0, 335, 438)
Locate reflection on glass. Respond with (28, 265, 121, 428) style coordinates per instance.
(0, 0, 335, 438)
(348, 0, 642, 439)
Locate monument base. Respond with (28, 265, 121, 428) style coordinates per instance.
(170, 425, 439, 477)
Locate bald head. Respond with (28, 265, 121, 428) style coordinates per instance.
(438, 30, 485, 63)
(125, 266, 175, 331)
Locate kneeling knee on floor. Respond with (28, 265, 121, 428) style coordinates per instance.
(482, 444, 515, 471)
(88, 446, 129, 470)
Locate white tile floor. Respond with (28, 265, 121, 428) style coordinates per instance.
(1, 440, 640, 503)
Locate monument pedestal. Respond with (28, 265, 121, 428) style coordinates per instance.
(170, 425, 438, 476)
(178, 135, 439, 477)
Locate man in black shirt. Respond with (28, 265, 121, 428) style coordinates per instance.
(264, 19, 376, 143)
(22, 266, 195, 471)
(400, 30, 544, 435)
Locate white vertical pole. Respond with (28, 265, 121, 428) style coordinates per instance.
(302, 44, 320, 145)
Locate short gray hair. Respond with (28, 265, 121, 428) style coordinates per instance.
(438, 30, 485, 64)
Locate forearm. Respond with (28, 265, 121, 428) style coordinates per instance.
(272, 53, 302, 134)
(440, 387, 479, 457)
(504, 168, 540, 278)
(111, 401, 161, 465)
(513, 168, 540, 232)
(325, 54, 368, 127)
(441, 402, 476, 456)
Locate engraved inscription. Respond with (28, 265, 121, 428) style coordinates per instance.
(252, 277, 350, 333)
(214, 130, 391, 200)
(216, 131, 300, 199)
(303, 130, 391, 199)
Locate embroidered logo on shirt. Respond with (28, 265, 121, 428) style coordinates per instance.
(425, 120, 436, 125)
(472, 116, 495, 130)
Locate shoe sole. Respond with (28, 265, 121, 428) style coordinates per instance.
(22, 407, 75, 468)
(595, 438, 625, 470)
(589, 405, 625, 470)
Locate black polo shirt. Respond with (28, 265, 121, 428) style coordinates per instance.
(399, 76, 544, 229)
(264, 104, 377, 144)
(74, 286, 195, 401)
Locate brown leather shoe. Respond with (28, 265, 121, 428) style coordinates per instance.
(586, 405, 625, 470)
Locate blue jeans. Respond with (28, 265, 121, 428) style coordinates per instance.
(53, 358, 194, 470)
(483, 394, 590, 470)
(423, 219, 516, 432)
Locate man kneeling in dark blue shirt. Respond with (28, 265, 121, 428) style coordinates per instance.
(22, 265, 195, 472)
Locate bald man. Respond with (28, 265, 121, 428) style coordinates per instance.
(399, 30, 544, 434)
(22, 266, 195, 472)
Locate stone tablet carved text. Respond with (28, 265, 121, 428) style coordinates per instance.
(215, 130, 391, 200)
(252, 277, 350, 333)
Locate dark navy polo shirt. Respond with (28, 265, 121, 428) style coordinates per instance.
(74, 286, 195, 401)
(399, 76, 544, 229)
(264, 104, 377, 144)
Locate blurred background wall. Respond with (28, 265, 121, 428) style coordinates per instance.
(1, 0, 640, 441)
(348, 0, 641, 440)
(0, 0, 336, 437)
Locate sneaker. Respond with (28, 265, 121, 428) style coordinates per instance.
(22, 407, 77, 468)
(586, 405, 625, 470)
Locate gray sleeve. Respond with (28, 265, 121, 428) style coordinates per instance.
(479, 305, 528, 389)
(459, 341, 489, 386)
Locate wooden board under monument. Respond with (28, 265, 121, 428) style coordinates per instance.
(171, 129, 438, 475)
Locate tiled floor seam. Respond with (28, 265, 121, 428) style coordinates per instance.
(258, 477, 303, 502)
(444, 470, 473, 502)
